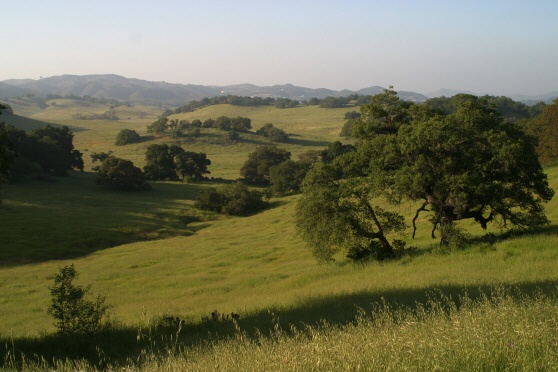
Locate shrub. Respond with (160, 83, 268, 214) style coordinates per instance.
(195, 182, 269, 216)
(256, 123, 289, 143)
(115, 129, 141, 145)
(96, 156, 150, 191)
(48, 264, 110, 335)
(240, 146, 291, 185)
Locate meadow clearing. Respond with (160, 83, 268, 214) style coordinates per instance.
(1, 98, 558, 370)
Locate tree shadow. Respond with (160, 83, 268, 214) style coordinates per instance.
(287, 137, 330, 147)
(3, 279, 557, 369)
(466, 224, 558, 247)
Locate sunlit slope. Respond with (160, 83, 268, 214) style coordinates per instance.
(7, 101, 350, 179)
(2, 165, 557, 337)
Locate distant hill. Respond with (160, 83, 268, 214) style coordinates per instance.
(0, 81, 35, 99)
(2, 74, 554, 106)
(1, 74, 429, 106)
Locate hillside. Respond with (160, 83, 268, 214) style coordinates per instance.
(1, 95, 557, 370)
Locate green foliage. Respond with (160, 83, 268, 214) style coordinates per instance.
(426, 94, 544, 123)
(5, 124, 84, 176)
(0, 103, 14, 115)
(114, 128, 141, 146)
(48, 264, 110, 336)
(255, 123, 289, 143)
(144, 144, 178, 180)
(195, 182, 269, 216)
(320, 141, 355, 163)
(146, 117, 169, 134)
(213, 116, 252, 131)
(340, 111, 360, 137)
(95, 156, 150, 191)
(175, 151, 211, 180)
(354, 92, 554, 245)
(352, 86, 414, 138)
(275, 98, 299, 108)
(143, 144, 211, 181)
(240, 146, 291, 185)
(296, 162, 406, 262)
(269, 160, 308, 196)
(319, 96, 351, 108)
(227, 130, 240, 141)
(524, 99, 558, 164)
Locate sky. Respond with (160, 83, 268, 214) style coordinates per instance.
(2, 0, 557, 96)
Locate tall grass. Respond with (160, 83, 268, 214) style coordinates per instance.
(4, 285, 558, 370)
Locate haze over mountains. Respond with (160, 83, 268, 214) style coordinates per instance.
(1, 74, 557, 106)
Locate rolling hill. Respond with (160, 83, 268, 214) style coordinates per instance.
(1, 74, 428, 105)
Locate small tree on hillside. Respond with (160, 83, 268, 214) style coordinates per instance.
(115, 129, 141, 145)
(256, 123, 289, 143)
(48, 264, 110, 335)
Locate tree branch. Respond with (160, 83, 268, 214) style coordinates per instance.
(412, 200, 429, 239)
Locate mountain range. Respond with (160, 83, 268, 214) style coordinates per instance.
(1, 74, 557, 106)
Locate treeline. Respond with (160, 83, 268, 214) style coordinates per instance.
(164, 94, 374, 116)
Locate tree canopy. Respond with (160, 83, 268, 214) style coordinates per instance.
(95, 155, 150, 191)
(240, 146, 292, 185)
(195, 182, 269, 216)
(296, 162, 406, 262)
(297, 88, 554, 260)
(143, 144, 210, 181)
(523, 99, 558, 164)
(256, 123, 289, 143)
(115, 129, 141, 145)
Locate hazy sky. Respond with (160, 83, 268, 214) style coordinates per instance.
(2, 0, 557, 95)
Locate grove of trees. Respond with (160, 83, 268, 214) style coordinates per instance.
(2, 123, 83, 177)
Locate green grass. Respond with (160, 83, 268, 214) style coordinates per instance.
(0, 172, 216, 264)
(7, 100, 350, 179)
(1, 100, 558, 370)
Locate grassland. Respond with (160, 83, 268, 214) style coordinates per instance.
(1, 99, 558, 370)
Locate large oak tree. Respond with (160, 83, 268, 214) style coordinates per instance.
(296, 89, 554, 259)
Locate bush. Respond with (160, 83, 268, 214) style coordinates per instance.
(240, 146, 291, 185)
(195, 182, 269, 216)
(95, 156, 150, 191)
(48, 264, 110, 335)
(256, 123, 289, 143)
(115, 129, 141, 145)
(269, 160, 308, 196)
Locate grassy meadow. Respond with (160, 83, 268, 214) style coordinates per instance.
(1, 99, 558, 370)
